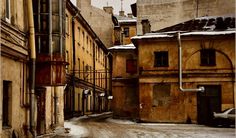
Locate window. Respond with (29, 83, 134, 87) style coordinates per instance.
(5, 0, 11, 22)
(154, 51, 168, 67)
(126, 59, 137, 74)
(82, 32, 85, 49)
(78, 58, 80, 78)
(66, 14, 69, 35)
(123, 27, 129, 37)
(77, 27, 80, 43)
(153, 84, 171, 107)
(3, 81, 12, 127)
(82, 61, 84, 80)
(200, 49, 216, 66)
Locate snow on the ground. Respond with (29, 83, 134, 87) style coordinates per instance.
(106, 118, 136, 125)
(64, 121, 89, 137)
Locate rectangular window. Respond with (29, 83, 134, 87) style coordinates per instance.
(82, 61, 84, 80)
(3, 81, 12, 127)
(77, 27, 80, 43)
(5, 0, 10, 22)
(126, 59, 137, 74)
(124, 27, 129, 37)
(154, 51, 168, 67)
(200, 49, 216, 66)
(78, 58, 80, 78)
(82, 32, 85, 49)
(153, 84, 171, 107)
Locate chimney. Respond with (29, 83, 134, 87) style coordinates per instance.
(127, 13, 133, 18)
(103, 6, 113, 14)
(119, 11, 125, 17)
(141, 19, 151, 34)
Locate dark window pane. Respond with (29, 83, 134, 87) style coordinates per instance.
(124, 27, 129, 37)
(126, 59, 137, 73)
(200, 49, 216, 66)
(154, 51, 169, 67)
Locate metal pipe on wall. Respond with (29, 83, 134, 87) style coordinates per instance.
(27, 0, 36, 136)
(177, 32, 204, 92)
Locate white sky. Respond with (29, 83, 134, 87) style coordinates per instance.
(70, 0, 136, 15)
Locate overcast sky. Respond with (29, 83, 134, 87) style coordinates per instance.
(71, 0, 136, 15)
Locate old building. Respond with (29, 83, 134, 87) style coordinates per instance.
(132, 0, 235, 35)
(114, 12, 137, 45)
(32, 0, 67, 135)
(76, 0, 114, 48)
(109, 12, 138, 119)
(132, 16, 235, 124)
(64, 1, 112, 119)
(0, 0, 29, 137)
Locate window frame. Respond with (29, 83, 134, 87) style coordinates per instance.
(123, 27, 130, 37)
(126, 59, 137, 74)
(200, 49, 216, 66)
(154, 51, 169, 67)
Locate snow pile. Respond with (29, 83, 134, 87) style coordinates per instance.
(64, 121, 89, 137)
(106, 118, 136, 125)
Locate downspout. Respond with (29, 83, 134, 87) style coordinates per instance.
(72, 13, 78, 115)
(93, 40, 96, 113)
(177, 32, 204, 92)
(27, 0, 36, 136)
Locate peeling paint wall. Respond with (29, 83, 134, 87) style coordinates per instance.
(137, 36, 235, 123)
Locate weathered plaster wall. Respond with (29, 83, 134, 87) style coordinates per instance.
(138, 36, 235, 122)
(1, 57, 27, 137)
(136, 0, 235, 34)
(77, 0, 114, 48)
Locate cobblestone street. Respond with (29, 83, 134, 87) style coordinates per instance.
(50, 113, 235, 138)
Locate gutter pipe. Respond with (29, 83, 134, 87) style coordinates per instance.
(72, 13, 79, 115)
(27, 0, 36, 136)
(177, 32, 204, 92)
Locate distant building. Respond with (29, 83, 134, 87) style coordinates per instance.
(132, 16, 235, 124)
(132, 0, 235, 35)
(109, 12, 138, 119)
(64, 1, 112, 118)
(76, 0, 114, 48)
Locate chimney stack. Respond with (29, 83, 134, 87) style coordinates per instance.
(119, 11, 125, 17)
(141, 19, 151, 34)
(103, 6, 114, 14)
(127, 13, 133, 18)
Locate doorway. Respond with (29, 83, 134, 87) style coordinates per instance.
(36, 87, 46, 135)
(197, 85, 221, 125)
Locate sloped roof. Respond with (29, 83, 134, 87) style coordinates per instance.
(155, 16, 235, 32)
(132, 16, 235, 40)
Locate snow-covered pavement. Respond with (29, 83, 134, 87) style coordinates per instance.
(53, 113, 235, 138)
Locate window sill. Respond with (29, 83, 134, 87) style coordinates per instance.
(3, 126, 12, 130)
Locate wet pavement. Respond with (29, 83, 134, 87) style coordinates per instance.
(48, 112, 235, 138)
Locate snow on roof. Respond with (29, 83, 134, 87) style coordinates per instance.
(108, 43, 136, 50)
(181, 30, 236, 36)
(118, 19, 137, 23)
(131, 30, 236, 40)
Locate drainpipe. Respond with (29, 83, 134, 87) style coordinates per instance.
(177, 32, 204, 92)
(27, 0, 36, 136)
(72, 13, 79, 115)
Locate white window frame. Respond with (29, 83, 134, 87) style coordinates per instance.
(5, 0, 11, 23)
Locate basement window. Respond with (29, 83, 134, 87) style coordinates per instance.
(200, 49, 216, 66)
(154, 51, 169, 67)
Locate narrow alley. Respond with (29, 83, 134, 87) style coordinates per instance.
(51, 113, 235, 138)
